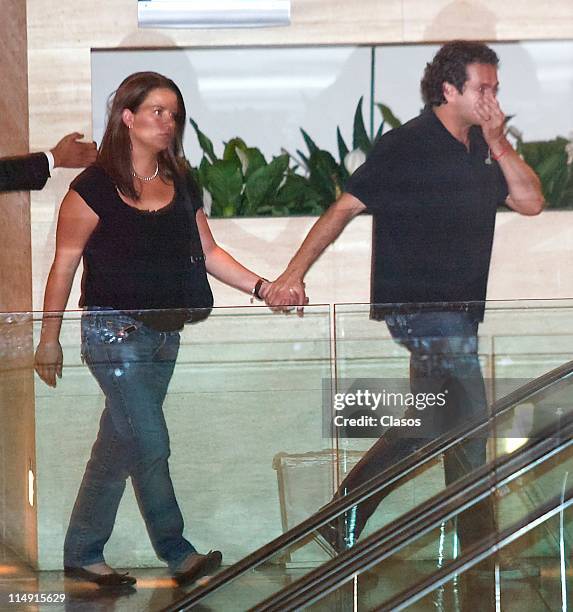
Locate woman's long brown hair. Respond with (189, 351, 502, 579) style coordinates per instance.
(97, 71, 187, 200)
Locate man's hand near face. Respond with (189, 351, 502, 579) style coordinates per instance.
(475, 91, 506, 150)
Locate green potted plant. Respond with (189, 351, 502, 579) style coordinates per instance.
(187, 98, 402, 217)
(509, 127, 573, 209)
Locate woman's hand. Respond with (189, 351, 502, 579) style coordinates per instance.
(34, 340, 63, 387)
(257, 280, 272, 301)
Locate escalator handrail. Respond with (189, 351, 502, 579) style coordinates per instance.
(382, 492, 573, 611)
(165, 358, 573, 611)
(251, 417, 573, 612)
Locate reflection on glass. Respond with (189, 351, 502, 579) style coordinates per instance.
(29, 306, 331, 575)
(307, 436, 573, 611)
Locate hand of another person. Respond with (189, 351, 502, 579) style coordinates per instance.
(257, 280, 272, 301)
(265, 272, 309, 315)
(34, 340, 63, 387)
(51, 132, 97, 169)
(475, 92, 505, 148)
(259, 280, 305, 315)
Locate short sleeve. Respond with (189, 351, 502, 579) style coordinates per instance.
(345, 133, 399, 212)
(184, 173, 204, 213)
(70, 165, 112, 218)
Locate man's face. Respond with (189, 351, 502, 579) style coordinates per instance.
(446, 63, 499, 126)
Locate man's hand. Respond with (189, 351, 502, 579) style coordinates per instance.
(34, 340, 63, 387)
(51, 132, 97, 169)
(254, 280, 307, 314)
(265, 272, 308, 314)
(474, 92, 544, 215)
(475, 92, 505, 150)
(263, 193, 364, 315)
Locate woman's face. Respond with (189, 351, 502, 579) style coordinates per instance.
(122, 87, 179, 154)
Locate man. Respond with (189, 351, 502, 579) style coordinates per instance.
(266, 41, 543, 584)
(0, 132, 97, 192)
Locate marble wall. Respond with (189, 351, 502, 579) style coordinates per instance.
(0, 0, 37, 568)
(25, 0, 573, 313)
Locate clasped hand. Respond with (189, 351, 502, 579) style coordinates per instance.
(264, 273, 309, 315)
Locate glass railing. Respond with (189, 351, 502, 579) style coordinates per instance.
(168, 299, 573, 611)
(2, 299, 573, 611)
(2, 305, 333, 609)
(170, 364, 573, 610)
(330, 300, 573, 556)
(287, 422, 573, 612)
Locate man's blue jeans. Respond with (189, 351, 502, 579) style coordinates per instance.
(336, 310, 495, 551)
(63, 312, 196, 571)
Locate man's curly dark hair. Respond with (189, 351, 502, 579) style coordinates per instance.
(421, 41, 499, 109)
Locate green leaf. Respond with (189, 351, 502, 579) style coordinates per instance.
(537, 152, 567, 205)
(336, 129, 350, 183)
(308, 149, 340, 204)
(198, 157, 211, 188)
(545, 164, 570, 208)
(243, 147, 267, 179)
(521, 138, 568, 168)
(205, 159, 243, 217)
(373, 121, 385, 144)
(353, 97, 371, 154)
(336, 127, 349, 165)
(296, 149, 310, 172)
(519, 137, 572, 208)
(300, 129, 320, 156)
(536, 151, 566, 182)
(223, 137, 248, 162)
(189, 117, 217, 163)
(245, 154, 290, 215)
(275, 174, 321, 207)
(376, 103, 402, 129)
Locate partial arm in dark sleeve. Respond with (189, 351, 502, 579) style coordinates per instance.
(0, 152, 50, 193)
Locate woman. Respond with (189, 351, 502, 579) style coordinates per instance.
(34, 72, 270, 587)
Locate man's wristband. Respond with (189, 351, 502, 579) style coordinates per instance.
(492, 148, 509, 161)
(251, 278, 268, 302)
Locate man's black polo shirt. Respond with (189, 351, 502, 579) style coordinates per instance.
(345, 109, 508, 319)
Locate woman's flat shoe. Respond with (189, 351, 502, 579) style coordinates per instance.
(64, 566, 137, 586)
(173, 550, 222, 587)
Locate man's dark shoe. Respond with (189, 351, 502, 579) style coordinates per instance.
(64, 566, 137, 586)
(173, 550, 223, 587)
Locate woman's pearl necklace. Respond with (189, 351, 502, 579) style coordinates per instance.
(132, 162, 159, 182)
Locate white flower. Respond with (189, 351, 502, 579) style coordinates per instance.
(202, 188, 213, 217)
(344, 149, 366, 175)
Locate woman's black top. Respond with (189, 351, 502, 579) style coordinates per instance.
(71, 165, 204, 325)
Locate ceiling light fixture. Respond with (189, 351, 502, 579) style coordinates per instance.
(138, 0, 291, 29)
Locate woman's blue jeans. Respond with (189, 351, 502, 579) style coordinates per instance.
(63, 312, 196, 571)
